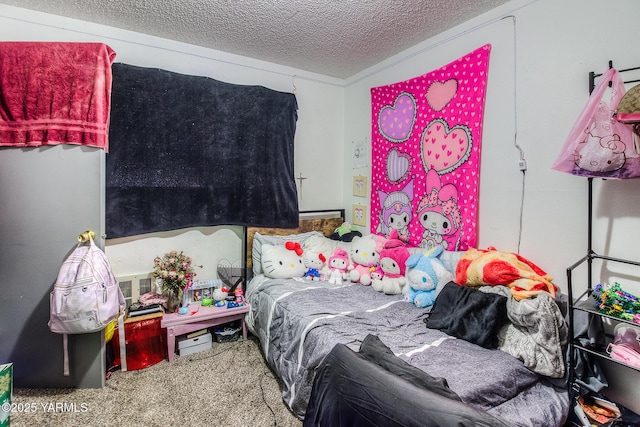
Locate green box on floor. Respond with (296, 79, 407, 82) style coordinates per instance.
(0, 363, 12, 427)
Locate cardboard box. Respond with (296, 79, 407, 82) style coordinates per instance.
(178, 332, 212, 356)
(0, 363, 12, 427)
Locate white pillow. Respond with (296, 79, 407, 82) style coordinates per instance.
(303, 234, 352, 265)
(261, 243, 306, 279)
(252, 231, 322, 276)
(406, 247, 465, 277)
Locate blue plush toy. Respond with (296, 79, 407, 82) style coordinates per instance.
(404, 246, 453, 308)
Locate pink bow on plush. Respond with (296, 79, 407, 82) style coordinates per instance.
(285, 241, 303, 256)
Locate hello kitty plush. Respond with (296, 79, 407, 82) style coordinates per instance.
(261, 242, 306, 279)
(347, 234, 385, 286)
(404, 246, 453, 308)
(303, 251, 326, 281)
(327, 247, 349, 285)
(372, 230, 410, 294)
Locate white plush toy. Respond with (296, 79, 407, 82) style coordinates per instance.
(303, 251, 327, 281)
(371, 230, 410, 294)
(347, 234, 385, 286)
(212, 287, 229, 307)
(327, 247, 350, 285)
(261, 242, 306, 279)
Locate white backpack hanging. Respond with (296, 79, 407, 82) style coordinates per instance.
(48, 231, 126, 376)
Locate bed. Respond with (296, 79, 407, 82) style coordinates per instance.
(244, 213, 570, 426)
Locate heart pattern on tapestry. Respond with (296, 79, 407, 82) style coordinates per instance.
(426, 79, 458, 112)
(386, 147, 412, 183)
(370, 43, 491, 251)
(421, 118, 472, 175)
(378, 92, 417, 142)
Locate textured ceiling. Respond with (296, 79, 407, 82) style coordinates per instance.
(1, 0, 510, 78)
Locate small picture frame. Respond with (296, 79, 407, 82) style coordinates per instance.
(353, 176, 368, 197)
(352, 204, 367, 227)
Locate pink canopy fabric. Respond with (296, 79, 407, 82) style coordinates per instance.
(0, 42, 116, 151)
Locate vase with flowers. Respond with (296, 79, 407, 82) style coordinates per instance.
(152, 250, 200, 312)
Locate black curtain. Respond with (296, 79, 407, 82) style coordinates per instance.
(106, 63, 299, 238)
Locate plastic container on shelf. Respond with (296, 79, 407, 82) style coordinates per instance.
(213, 321, 241, 343)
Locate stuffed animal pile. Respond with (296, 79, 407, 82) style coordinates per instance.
(257, 231, 454, 311)
(404, 246, 453, 308)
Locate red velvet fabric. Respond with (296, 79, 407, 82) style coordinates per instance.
(0, 42, 116, 151)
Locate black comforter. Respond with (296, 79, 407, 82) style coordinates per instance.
(304, 335, 515, 427)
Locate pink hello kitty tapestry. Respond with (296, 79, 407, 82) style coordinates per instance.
(370, 44, 491, 251)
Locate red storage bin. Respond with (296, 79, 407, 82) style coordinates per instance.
(110, 313, 167, 371)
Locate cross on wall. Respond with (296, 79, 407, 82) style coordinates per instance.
(296, 172, 307, 200)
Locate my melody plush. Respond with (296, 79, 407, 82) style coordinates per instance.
(303, 251, 327, 281)
(327, 247, 350, 285)
(404, 246, 453, 308)
(372, 230, 410, 294)
(347, 234, 386, 285)
(261, 241, 306, 279)
(371, 266, 384, 282)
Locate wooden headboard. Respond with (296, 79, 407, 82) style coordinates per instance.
(245, 209, 345, 273)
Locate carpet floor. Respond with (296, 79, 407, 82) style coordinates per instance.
(8, 336, 302, 427)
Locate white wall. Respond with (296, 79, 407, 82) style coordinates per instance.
(342, 0, 640, 412)
(0, 4, 345, 280)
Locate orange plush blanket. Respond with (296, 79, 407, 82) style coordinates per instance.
(455, 247, 557, 300)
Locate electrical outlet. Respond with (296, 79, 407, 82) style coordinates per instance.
(518, 159, 527, 171)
